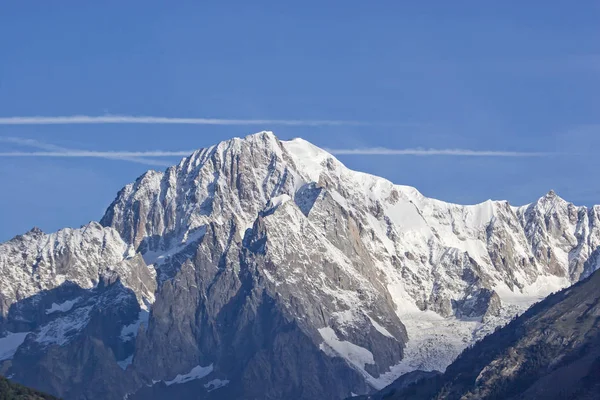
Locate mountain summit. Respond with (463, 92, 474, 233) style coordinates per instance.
(1, 132, 599, 399)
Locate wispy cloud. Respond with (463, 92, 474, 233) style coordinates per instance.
(0, 115, 377, 126)
(326, 147, 556, 157)
(0, 137, 174, 166)
(0, 150, 192, 157)
(0, 146, 554, 162)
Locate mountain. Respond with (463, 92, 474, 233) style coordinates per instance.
(364, 266, 600, 400)
(0, 375, 59, 400)
(1, 131, 599, 399)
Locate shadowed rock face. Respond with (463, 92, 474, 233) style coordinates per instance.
(368, 267, 600, 400)
(1, 132, 600, 400)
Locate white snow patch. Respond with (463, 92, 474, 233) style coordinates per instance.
(164, 364, 214, 386)
(204, 378, 230, 392)
(365, 214, 396, 255)
(142, 226, 207, 266)
(120, 310, 149, 342)
(35, 306, 92, 346)
(267, 194, 291, 209)
(367, 316, 395, 340)
(45, 298, 81, 314)
(117, 355, 133, 370)
(332, 309, 361, 329)
(464, 200, 495, 227)
(384, 198, 430, 233)
(318, 327, 375, 369)
(386, 281, 423, 315)
(494, 275, 570, 309)
(262, 194, 292, 217)
(329, 189, 351, 210)
(282, 138, 333, 182)
(0, 332, 30, 361)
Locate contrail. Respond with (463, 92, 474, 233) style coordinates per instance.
(325, 147, 555, 157)
(0, 150, 193, 157)
(0, 115, 377, 126)
(0, 148, 554, 160)
(0, 137, 174, 166)
(0, 136, 557, 163)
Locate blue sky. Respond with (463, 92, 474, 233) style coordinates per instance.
(0, 2, 599, 241)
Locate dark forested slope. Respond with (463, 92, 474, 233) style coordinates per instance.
(0, 376, 59, 400)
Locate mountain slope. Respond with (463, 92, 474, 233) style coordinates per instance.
(367, 266, 600, 400)
(1, 131, 599, 399)
(0, 376, 59, 400)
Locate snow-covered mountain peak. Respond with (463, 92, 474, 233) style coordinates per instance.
(532, 189, 570, 212)
(3, 131, 600, 400)
(177, 130, 281, 168)
(97, 132, 600, 293)
(26, 226, 44, 237)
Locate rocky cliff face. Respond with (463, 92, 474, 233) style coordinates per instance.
(1, 131, 599, 399)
